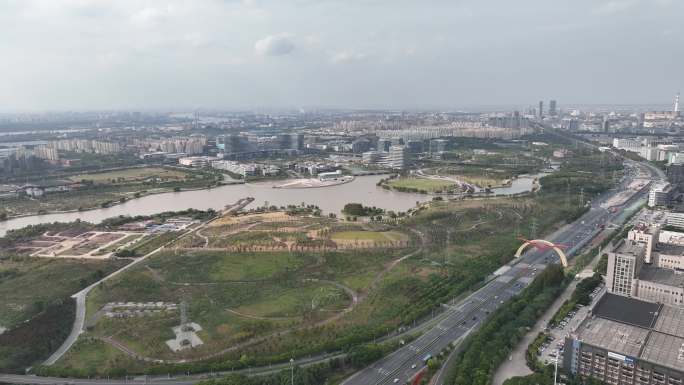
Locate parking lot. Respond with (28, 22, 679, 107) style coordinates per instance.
(538, 285, 605, 367)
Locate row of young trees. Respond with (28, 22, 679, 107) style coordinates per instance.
(445, 265, 567, 385)
(0, 298, 75, 373)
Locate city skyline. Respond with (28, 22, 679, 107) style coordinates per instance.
(1, 0, 683, 111)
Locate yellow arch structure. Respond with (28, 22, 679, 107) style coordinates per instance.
(514, 239, 568, 268)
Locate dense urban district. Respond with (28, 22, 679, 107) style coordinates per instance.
(1, 97, 684, 385)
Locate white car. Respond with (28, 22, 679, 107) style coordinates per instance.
(393, 379, 400, 383)
(411, 364, 417, 369)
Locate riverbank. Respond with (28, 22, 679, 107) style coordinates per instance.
(0, 175, 431, 237)
(379, 172, 548, 196)
(0, 173, 553, 237)
(0, 181, 245, 223)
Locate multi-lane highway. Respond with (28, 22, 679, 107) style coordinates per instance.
(0, 159, 664, 385)
(342, 160, 663, 385)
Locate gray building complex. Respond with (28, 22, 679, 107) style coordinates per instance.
(607, 225, 684, 307)
(565, 293, 684, 385)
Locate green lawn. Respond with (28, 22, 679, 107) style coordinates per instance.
(387, 177, 455, 192)
(146, 250, 305, 282)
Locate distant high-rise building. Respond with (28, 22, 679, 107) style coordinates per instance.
(675, 92, 680, 114)
(351, 138, 371, 153)
(538, 101, 543, 119)
(377, 138, 391, 152)
(286, 133, 304, 150)
(278, 133, 304, 150)
(405, 140, 423, 154)
(217, 134, 249, 154)
(602, 116, 610, 132)
(549, 100, 557, 116)
(429, 139, 449, 153)
(388, 145, 408, 169)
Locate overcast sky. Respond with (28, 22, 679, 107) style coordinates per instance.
(1, 0, 683, 111)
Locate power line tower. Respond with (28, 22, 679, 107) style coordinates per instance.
(180, 300, 189, 329)
(530, 218, 538, 239)
(442, 229, 451, 276)
(579, 187, 585, 207)
(564, 181, 570, 209)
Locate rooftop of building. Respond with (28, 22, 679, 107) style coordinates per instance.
(640, 265, 684, 288)
(653, 306, 684, 339)
(614, 240, 647, 257)
(577, 317, 648, 358)
(593, 293, 661, 329)
(577, 293, 684, 372)
(656, 243, 684, 256)
(641, 332, 684, 371)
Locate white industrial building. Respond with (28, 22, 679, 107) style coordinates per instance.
(647, 182, 672, 207)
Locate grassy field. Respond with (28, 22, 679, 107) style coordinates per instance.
(74, 247, 406, 364)
(0, 257, 127, 329)
(69, 167, 190, 184)
(150, 251, 304, 282)
(387, 177, 456, 192)
(51, 338, 147, 376)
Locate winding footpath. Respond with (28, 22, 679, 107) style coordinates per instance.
(43, 199, 254, 366)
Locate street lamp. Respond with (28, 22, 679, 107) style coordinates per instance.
(554, 352, 559, 385)
(290, 358, 295, 385)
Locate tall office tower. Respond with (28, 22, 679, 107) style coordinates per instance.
(538, 101, 544, 118)
(606, 242, 644, 297)
(675, 92, 680, 114)
(290, 133, 304, 150)
(549, 100, 557, 116)
(377, 138, 391, 152)
(388, 145, 408, 170)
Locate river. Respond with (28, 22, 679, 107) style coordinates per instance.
(0, 174, 545, 236)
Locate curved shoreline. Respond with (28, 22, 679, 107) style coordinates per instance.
(0, 183, 239, 223)
(379, 172, 548, 197)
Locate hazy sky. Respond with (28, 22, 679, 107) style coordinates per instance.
(1, 0, 683, 111)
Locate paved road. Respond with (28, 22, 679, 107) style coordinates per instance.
(342, 160, 663, 385)
(43, 242, 169, 366)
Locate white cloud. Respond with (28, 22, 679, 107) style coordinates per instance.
(330, 50, 367, 63)
(130, 6, 169, 27)
(254, 34, 295, 56)
(592, 0, 640, 15)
